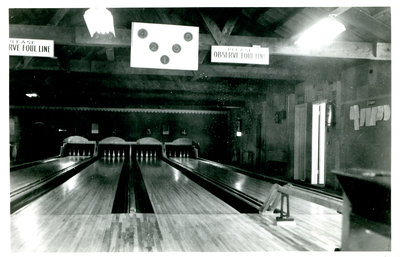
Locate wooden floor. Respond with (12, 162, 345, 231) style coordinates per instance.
(10, 156, 89, 193)
(13, 158, 125, 215)
(10, 157, 342, 252)
(172, 158, 339, 215)
(10, 206, 342, 252)
(171, 157, 273, 201)
(138, 159, 238, 214)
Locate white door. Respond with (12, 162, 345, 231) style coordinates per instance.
(311, 101, 326, 184)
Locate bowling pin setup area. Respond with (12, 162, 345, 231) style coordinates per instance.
(9, 135, 348, 252)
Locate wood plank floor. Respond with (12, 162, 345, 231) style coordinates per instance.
(12, 158, 125, 215)
(137, 159, 238, 214)
(172, 158, 274, 201)
(172, 158, 340, 214)
(10, 156, 89, 193)
(10, 208, 342, 252)
(10, 158, 342, 252)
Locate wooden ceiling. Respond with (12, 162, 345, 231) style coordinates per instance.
(9, 7, 391, 110)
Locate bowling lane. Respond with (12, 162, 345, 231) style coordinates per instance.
(10, 156, 91, 193)
(13, 158, 125, 215)
(137, 159, 238, 214)
(171, 158, 272, 202)
(172, 158, 340, 215)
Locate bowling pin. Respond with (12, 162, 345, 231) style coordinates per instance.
(69, 149, 72, 156)
(83, 149, 86, 156)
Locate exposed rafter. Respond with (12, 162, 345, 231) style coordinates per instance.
(199, 11, 238, 46)
(199, 11, 225, 45)
(337, 8, 391, 42)
(13, 9, 69, 70)
(10, 24, 391, 60)
(14, 58, 345, 82)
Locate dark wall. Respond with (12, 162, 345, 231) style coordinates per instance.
(230, 83, 295, 174)
(339, 61, 391, 171)
(229, 60, 391, 193)
(10, 109, 230, 163)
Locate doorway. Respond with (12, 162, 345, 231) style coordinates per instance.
(311, 101, 327, 185)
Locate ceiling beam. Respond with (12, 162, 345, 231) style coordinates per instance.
(15, 58, 343, 81)
(9, 24, 391, 60)
(154, 9, 182, 25)
(220, 16, 238, 45)
(13, 9, 70, 70)
(48, 8, 69, 25)
(337, 8, 391, 42)
(199, 11, 238, 45)
(258, 8, 304, 36)
(199, 11, 224, 45)
(198, 50, 208, 64)
(329, 7, 352, 16)
(10, 70, 276, 96)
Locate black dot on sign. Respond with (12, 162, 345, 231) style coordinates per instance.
(138, 29, 148, 39)
(172, 44, 181, 53)
(184, 32, 193, 42)
(149, 42, 159, 52)
(160, 55, 170, 64)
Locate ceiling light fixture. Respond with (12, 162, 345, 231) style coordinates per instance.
(295, 16, 346, 48)
(83, 8, 115, 37)
(26, 92, 39, 98)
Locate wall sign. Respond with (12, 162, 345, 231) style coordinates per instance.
(131, 22, 199, 70)
(9, 38, 54, 57)
(211, 45, 269, 65)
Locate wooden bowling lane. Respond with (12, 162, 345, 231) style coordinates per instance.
(13, 158, 126, 215)
(10, 212, 341, 252)
(171, 158, 273, 202)
(10, 156, 90, 193)
(137, 159, 238, 214)
(172, 158, 339, 215)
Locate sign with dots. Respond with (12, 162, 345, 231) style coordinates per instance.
(130, 22, 199, 70)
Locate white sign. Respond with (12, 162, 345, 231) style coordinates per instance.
(131, 22, 199, 70)
(9, 38, 54, 57)
(211, 45, 269, 65)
